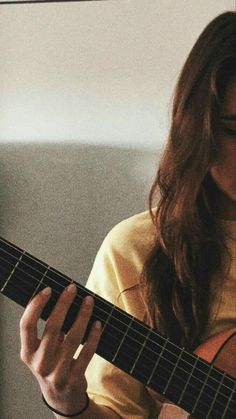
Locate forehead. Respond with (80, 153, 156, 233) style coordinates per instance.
(220, 78, 236, 117)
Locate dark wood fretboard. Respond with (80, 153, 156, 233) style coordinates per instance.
(0, 236, 235, 419)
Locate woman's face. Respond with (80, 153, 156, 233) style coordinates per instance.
(210, 77, 236, 219)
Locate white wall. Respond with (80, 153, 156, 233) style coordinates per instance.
(0, 0, 234, 148)
(0, 2, 235, 418)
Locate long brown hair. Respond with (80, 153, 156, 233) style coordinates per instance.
(141, 12, 236, 350)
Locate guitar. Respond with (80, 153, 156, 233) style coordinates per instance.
(0, 236, 235, 419)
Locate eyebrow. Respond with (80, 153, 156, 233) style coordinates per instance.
(220, 114, 236, 120)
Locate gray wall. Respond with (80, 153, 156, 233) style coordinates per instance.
(0, 143, 157, 418)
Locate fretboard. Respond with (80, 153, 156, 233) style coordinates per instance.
(0, 236, 235, 419)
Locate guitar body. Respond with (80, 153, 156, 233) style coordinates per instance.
(149, 328, 236, 418)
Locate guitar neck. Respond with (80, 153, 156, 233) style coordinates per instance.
(0, 236, 235, 419)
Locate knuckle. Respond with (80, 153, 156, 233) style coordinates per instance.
(80, 342, 96, 361)
(46, 374, 66, 391)
(68, 379, 79, 391)
(19, 317, 33, 331)
(20, 349, 30, 364)
(44, 322, 60, 336)
(28, 294, 42, 308)
(86, 334, 100, 353)
(33, 362, 48, 377)
(19, 317, 26, 329)
(48, 299, 71, 320)
(57, 298, 70, 309)
(67, 335, 80, 347)
(80, 304, 93, 318)
(87, 339, 98, 353)
(90, 323, 101, 338)
(59, 291, 74, 305)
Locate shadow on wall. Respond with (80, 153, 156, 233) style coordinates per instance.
(0, 142, 160, 279)
(0, 142, 160, 419)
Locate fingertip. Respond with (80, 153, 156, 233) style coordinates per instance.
(41, 287, 52, 296)
(94, 320, 102, 330)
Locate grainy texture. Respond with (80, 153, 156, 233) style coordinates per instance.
(0, 142, 155, 419)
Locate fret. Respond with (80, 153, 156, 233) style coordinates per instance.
(130, 327, 152, 374)
(40, 283, 83, 334)
(205, 372, 226, 419)
(111, 316, 134, 363)
(90, 298, 133, 363)
(104, 317, 150, 373)
(62, 285, 100, 336)
(0, 237, 23, 258)
(92, 296, 116, 326)
(130, 318, 153, 348)
(162, 346, 185, 396)
(86, 298, 134, 364)
(177, 354, 199, 406)
(46, 267, 72, 289)
(1, 246, 53, 306)
(1, 250, 26, 293)
(0, 255, 16, 285)
(146, 337, 169, 386)
(0, 242, 21, 267)
(201, 365, 234, 419)
(124, 326, 180, 389)
(190, 361, 214, 416)
(1, 235, 236, 418)
(158, 348, 194, 405)
(28, 265, 50, 303)
(0, 240, 18, 290)
(146, 338, 192, 399)
(219, 374, 236, 399)
(22, 252, 49, 275)
(101, 303, 115, 333)
(221, 382, 236, 419)
(99, 306, 132, 335)
(175, 354, 217, 413)
(96, 327, 124, 365)
(192, 370, 236, 419)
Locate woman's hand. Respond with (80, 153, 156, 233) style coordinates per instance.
(19, 283, 102, 415)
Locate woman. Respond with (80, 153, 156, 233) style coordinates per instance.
(19, 11, 236, 419)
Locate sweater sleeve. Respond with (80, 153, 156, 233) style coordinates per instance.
(83, 217, 160, 419)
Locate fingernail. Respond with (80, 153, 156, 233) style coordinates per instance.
(94, 320, 102, 329)
(42, 287, 52, 296)
(67, 283, 77, 294)
(84, 296, 93, 305)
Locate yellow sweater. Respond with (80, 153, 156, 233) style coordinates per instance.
(83, 210, 236, 418)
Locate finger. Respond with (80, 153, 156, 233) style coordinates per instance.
(72, 320, 102, 375)
(20, 287, 52, 362)
(40, 283, 77, 346)
(58, 295, 95, 361)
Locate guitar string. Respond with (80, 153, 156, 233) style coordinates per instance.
(0, 265, 235, 416)
(1, 236, 232, 378)
(0, 240, 235, 386)
(0, 263, 235, 410)
(0, 240, 235, 395)
(1, 269, 234, 417)
(0, 241, 235, 397)
(1, 241, 234, 385)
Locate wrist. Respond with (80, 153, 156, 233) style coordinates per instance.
(42, 392, 90, 417)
